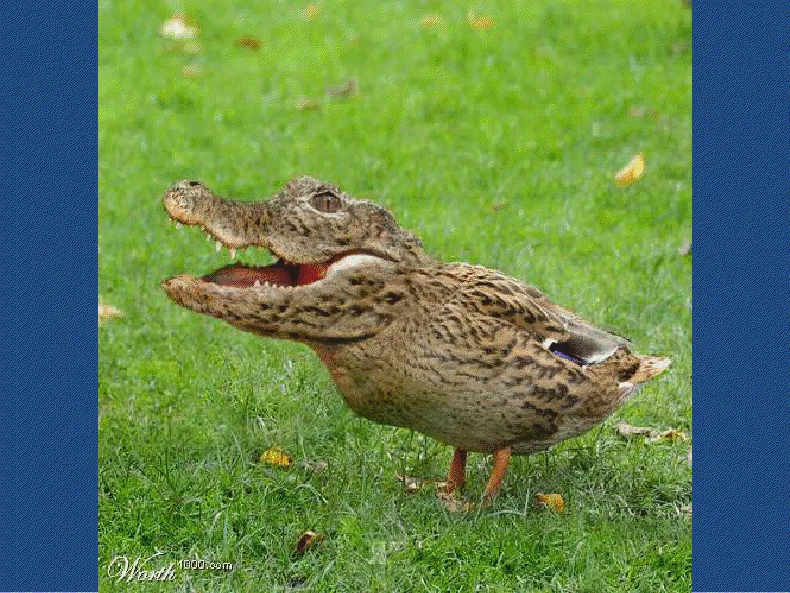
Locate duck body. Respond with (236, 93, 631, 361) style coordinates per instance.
(310, 262, 667, 456)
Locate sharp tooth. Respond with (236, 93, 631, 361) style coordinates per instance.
(253, 280, 261, 287)
(230, 248, 236, 259)
(215, 241, 222, 252)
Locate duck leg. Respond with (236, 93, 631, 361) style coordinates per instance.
(445, 448, 468, 493)
(482, 447, 512, 504)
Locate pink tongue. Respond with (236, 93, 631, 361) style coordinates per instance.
(203, 264, 294, 288)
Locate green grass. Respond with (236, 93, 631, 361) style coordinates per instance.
(99, 0, 691, 590)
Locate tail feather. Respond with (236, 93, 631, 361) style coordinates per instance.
(629, 355, 671, 384)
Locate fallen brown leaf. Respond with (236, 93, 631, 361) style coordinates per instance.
(396, 474, 423, 494)
(98, 302, 123, 324)
(160, 14, 199, 40)
(536, 493, 565, 513)
(615, 153, 645, 187)
(303, 459, 328, 472)
(617, 422, 656, 437)
(235, 36, 262, 51)
(259, 446, 293, 468)
(296, 98, 320, 111)
(647, 429, 689, 443)
(295, 531, 325, 554)
(468, 11, 495, 30)
(491, 200, 508, 212)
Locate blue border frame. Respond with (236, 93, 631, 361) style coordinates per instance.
(0, 1, 98, 591)
(0, 0, 787, 590)
(692, 1, 789, 590)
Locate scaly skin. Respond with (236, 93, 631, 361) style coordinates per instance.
(162, 176, 670, 501)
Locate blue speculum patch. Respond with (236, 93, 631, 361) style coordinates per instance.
(549, 342, 587, 366)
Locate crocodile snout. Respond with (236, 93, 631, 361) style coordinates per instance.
(162, 180, 212, 225)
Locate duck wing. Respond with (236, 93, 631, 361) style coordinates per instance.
(445, 264, 668, 385)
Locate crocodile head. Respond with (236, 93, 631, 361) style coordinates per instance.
(161, 176, 429, 342)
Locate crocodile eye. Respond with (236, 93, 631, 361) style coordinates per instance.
(310, 190, 342, 213)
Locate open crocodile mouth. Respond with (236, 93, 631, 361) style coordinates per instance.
(200, 250, 375, 289)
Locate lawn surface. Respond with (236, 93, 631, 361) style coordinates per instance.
(99, 1, 692, 591)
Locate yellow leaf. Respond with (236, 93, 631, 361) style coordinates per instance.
(536, 493, 565, 512)
(259, 447, 293, 468)
(615, 153, 645, 187)
(467, 11, 495, 30)
(647, 429, 689, 443)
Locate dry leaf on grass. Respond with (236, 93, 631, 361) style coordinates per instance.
(437, 492, 475, 513)
(395, 474, 424, 494)
(304, 3, 320, 20)
(648, 429, 689, 443)
(98, 302, 123, 324)
(302, 459, 328, 472)
(490, 201, 508, 212)
(395, 474, 454, 494)
(296, 98, 321, 111)
(259, 446, 293, 468)
(467, 11, 495, 30)
(616, 422, 656, 437)
(234, 36, 262, 51)
(295, 531, 325, 555)
(421, 14, 445, 29)
(160, 14, 199, 40)
(326, 79, 358, 97)
(617, 423, 689, 443)
(614, 153, 645, 187)
(536, 493, 565, 513)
